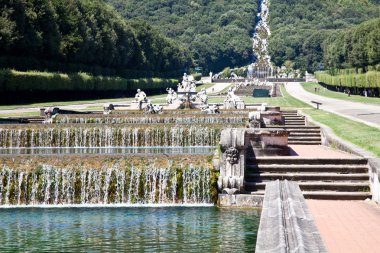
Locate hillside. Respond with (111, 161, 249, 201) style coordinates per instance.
(105, 0, 258, 72)
(269, 0, 380, 72)
(0, 0, 189, 78)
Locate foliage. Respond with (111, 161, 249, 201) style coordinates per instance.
(315, 70, 380, 90)
(268, 0, 380, 72)
(105, 0, 258, 73)
(0, 0, 189, 77)
(323, 18, 380, 69)
(0, 69, 177, 104)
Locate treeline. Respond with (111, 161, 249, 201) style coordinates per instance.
(323, 18, 380, 69)
(105, 0, 258, 73)
(0, 69, 177, 104)
(269, 0, 380, 72)
(0, 0, 190, 78)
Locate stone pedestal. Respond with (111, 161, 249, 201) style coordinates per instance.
(130, 101, 148, 110)
(217, 128, 289, 194)
(265, 106, 280, 112)
(249, 111, 285, 128)
(249, 128, 289, 156)
(223, 101, 246, 110)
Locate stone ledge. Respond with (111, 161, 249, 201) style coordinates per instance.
(255, 180, 328, 253)
(218, 194, 263, 208)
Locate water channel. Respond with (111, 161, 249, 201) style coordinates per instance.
(0, 207, 260, 252)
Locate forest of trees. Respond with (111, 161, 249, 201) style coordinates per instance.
(269, 0, 380, 72)
(1, 0, 379, 77)
(105, 0, 258, 73)
(0, 0, 190, 78)
(323, 18, 380, 70)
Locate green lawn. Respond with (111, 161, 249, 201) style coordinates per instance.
(209, 86, 308, 109)
(0, 112, 40, 118)
(302, 82, 380, 105)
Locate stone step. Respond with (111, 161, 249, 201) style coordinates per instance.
(289, 132, 321, 136)
(285, 121, 306, 124)
(245, 172, 369, 182)
(267, 126, 320, 130)
(245, 190, 371, 200)
(288, 141, 322, 145)
(285, 123, 307, 126)
(285, 119, 306, 122)
(302, 191, 372, 200)
(284, 117, 305, 120)
(247, 157, 368, 165)
(288, 136, 321, 141)
(245, 181, 370, 192)
(246, 164, 369, 173)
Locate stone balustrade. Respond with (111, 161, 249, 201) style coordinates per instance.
(256, 180, 328, 253)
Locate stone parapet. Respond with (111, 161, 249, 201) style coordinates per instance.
(218, 128, 289, 193)
(218, 194, 263, 207)
(256, 180, 328, 253)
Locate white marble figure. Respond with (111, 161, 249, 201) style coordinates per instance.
(180, 73, 196, 93)
(166, 88, 177, 104)
(145, 100, 163, 114)
(135, 89, 147, 110)
(201, 104, 220, 114)
(196, 88, 208, 105)
(224, 87, 242, 108)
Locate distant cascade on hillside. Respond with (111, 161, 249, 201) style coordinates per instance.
(249, 0, 274, 78)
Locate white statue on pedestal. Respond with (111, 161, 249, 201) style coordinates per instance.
(166, 88, 177, 104)
(135, 89, 147, 110)
(197, 88, 208, 105)
(224, 87, 243, 109)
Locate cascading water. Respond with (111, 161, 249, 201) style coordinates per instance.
(250, 0, 273, 78)
(55, 115, 246, 125)
(0, 126, 221, 148)
(0, 163, 213, 206)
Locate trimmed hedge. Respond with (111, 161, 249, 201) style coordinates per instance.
(0, 69, 178, 104)
(315, 71, 380, 89)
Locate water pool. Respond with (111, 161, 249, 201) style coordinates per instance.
(0, 206, 260, 252)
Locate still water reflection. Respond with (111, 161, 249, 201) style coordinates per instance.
(0, 207, 260, 252)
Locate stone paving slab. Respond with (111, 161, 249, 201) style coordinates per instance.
(289, 145, 358, 158)
(285, 83, 380, 129)
(307, 200, 380, 253)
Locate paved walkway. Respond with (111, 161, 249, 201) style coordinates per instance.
(285, 83, 380, 129)
(307, 200, 380, 253)
(206, 82, 231, 94)
(288, 145, 358, 158)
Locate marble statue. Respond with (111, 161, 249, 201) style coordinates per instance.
(201, 104, 220, 114)
(135, 89, 147, 110)
(145, 100, 163, 114)
(197, 88, 208, 105)
(224, 87, 244, 109)
(166, 88, 177, 104)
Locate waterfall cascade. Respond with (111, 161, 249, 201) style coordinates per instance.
(250, 0, 273, 78)
(0, 162, 212, 205)
(0, 126, 221, 148)
(55, 115, 246, 125)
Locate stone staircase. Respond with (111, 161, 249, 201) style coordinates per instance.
(244, 157, 371, 200)
(282, 110, 306, 126)
(266, 111, 322, 145)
